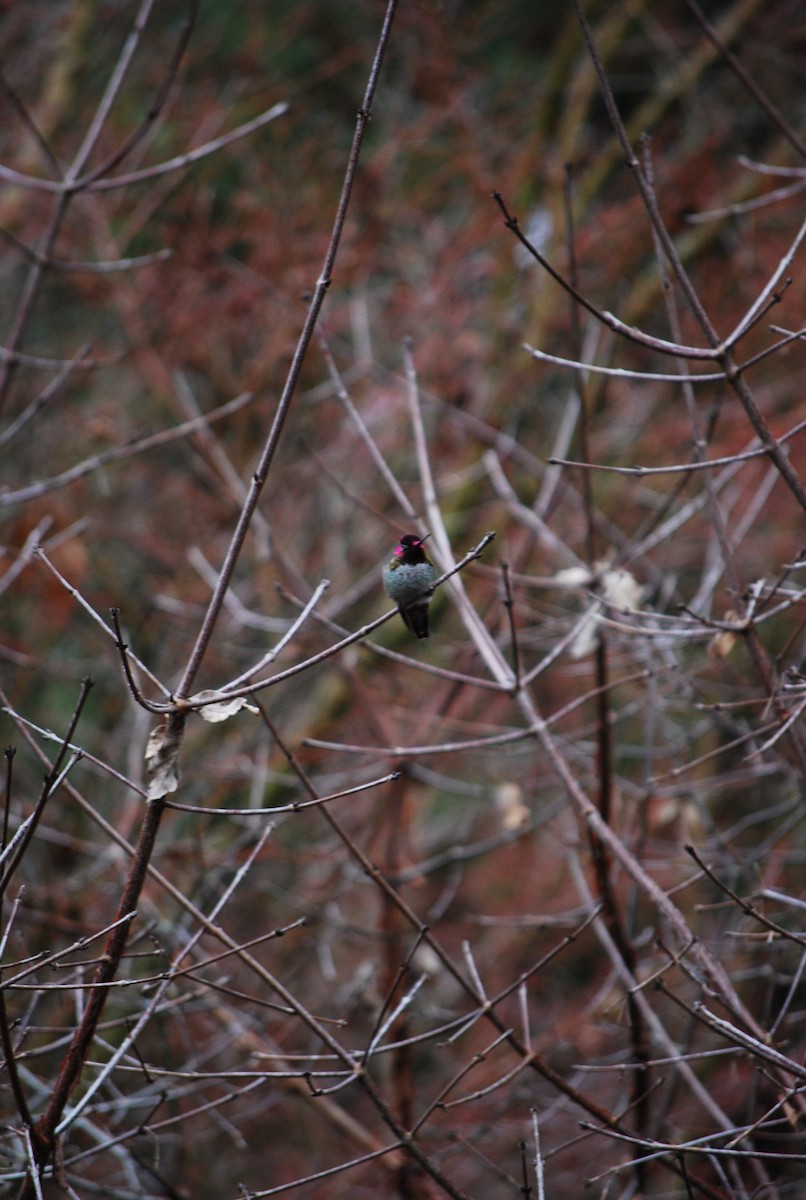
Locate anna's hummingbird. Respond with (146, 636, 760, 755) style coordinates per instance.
(383, 534, 436, 639)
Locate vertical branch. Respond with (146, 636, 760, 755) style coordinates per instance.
(562, 162, 596, 567)
(563, 147, 650, 1173)
(0, 898, 33, 1136)
(501, 562, 521, 690)
(174, 0, 400, 700)
(402, 340, 511, 683)
(2, 746, 14, 851)
(19, 798, 165, 1195)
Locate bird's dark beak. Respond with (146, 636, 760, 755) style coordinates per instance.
(417, 533, 431, 546)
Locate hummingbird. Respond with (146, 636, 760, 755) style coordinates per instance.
(383, 533, 436, 639)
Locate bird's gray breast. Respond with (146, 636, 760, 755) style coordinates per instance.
(384, 561, 433, 604)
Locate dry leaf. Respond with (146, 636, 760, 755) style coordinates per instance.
(494, 782, 529, 830)
(707, 629, 739, 659)
(145, 720, 183, 800)
(193, 691, 259, 723)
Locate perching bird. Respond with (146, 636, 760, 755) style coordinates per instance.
(383, 533, 436, 639)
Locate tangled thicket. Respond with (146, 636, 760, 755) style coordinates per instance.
(2, 2, 806, 1197)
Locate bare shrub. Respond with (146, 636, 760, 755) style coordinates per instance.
(3, 2, 806, 1197)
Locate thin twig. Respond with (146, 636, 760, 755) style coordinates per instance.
(174, 7, 399, 702)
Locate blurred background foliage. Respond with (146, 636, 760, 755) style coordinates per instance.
(3, 1, 806, 1196)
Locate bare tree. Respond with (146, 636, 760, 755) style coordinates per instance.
(2, 2, 806, 1197)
